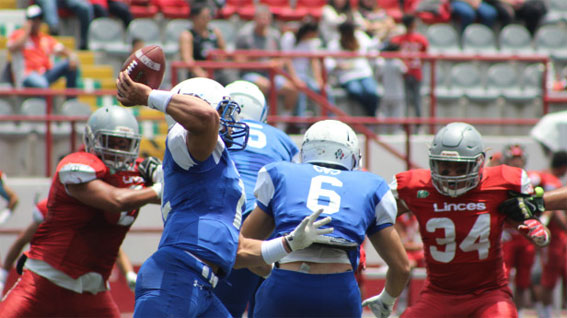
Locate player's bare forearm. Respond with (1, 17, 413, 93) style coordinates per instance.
(234, 236, 277, 268)
(3, 222, 39, 270)
(67, 180, 160, 213)
(543, 186, 567, 211)
(370, 227, 411, 297)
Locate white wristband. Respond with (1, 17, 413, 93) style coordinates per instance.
(151, 183, 162, 198)
(261, 237, 290, 264)
(148, 90, 173, 113)
(377, 288, 396, 307)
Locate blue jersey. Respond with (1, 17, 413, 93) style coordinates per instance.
(255, 162, 397, 266)
(159, 124, 245, 277)
(229, 120, 298, 215)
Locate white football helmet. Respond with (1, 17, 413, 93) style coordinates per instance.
(301, 120, 360, 170)
(429, 122, 486, 197)
(225, 80, 267, 122)
(170, 77, 249, 150)
(84, 106, 141, 171)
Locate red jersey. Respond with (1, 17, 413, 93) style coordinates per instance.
(390, 32, 428, 80)
(28, 152, 145, 281)
(393, 165, 531, 295)
(33, 199, 48, 223)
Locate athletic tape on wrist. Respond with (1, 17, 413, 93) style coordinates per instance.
(378, 289, 397, 307)
(151, 183, 162, 198)
(261, 237, 290, 264)
(148, 90, 173, 113)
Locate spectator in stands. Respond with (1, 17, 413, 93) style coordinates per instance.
(89, 0, 133, 28)
(7, 5, 79, 90)
(390, 14, 428, 132)
(450, 0, 498, 33)
(320, 0, 365, 45)
(376, 42, 407, 134)
(358, 0, 399, 44)
(326, 21, 380, 117)
(235, 5, 304, 132)
(281, 20, 332, 120)
(485, 0, 547, 35)
(35, 0, 94, 50)
(179, 3, 236, 85)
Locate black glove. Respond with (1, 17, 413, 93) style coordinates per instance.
(498, 187, 545, 222)
(138, 156, 162, 185)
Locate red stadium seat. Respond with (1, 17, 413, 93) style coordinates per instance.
(279, 0, 326, 21)
(156, 0, 191, 19)
(238, 0, 293, 20)
(218, 0, 254, 19)
(377, 0, 403, 21)
(127, 0, 159, 18)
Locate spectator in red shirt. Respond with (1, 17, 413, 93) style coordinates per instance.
(7, 5, 78, 90)
(390, 14, 428, 132)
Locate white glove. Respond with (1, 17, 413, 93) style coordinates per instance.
(284, 209, 333, 251)
(126, 271, 137, 292)
(362, 289, 396, 318)
(0, 208, 12, 225)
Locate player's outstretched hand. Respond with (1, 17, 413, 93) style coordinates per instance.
(518, 219, 550, 247)
(116, 71, 152, 107)
(498, 187, 545, 222)
(139, 156, 162, 185)
(362, 294, 393, 318)
(284, 209, 333, 251)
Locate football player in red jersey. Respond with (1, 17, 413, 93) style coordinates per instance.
(1, 198, 140, 296)
(0, 105, 162, 318)
(387, 122, 550, 318)
(529, 151, 567, 318)
(498, 144, 537, 316)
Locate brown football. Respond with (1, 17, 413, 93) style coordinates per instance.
(120, 45, 165, 89)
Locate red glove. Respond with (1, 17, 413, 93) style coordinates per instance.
(517, 219, 549, 247)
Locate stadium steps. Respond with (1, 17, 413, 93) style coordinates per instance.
(54, 36, 76, 50)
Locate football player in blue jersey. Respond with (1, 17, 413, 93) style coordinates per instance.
(240, 119, 411, 317)
(116, 74, 333, 318)
(213, 80, 300, 318)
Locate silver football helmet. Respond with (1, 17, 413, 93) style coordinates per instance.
(225, 80, 267, 122)
(429, 122, 486, 197)
(84, 106, 141, 171)
(171, 77, 249, 150)
(301, 120, 360, 170)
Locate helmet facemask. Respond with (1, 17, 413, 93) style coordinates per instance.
(430, 152, 485, 197)
(216, 98, 249, 150)
(85, 126, 141, 171)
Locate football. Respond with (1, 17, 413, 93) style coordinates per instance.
(120, 45, 165, 89)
